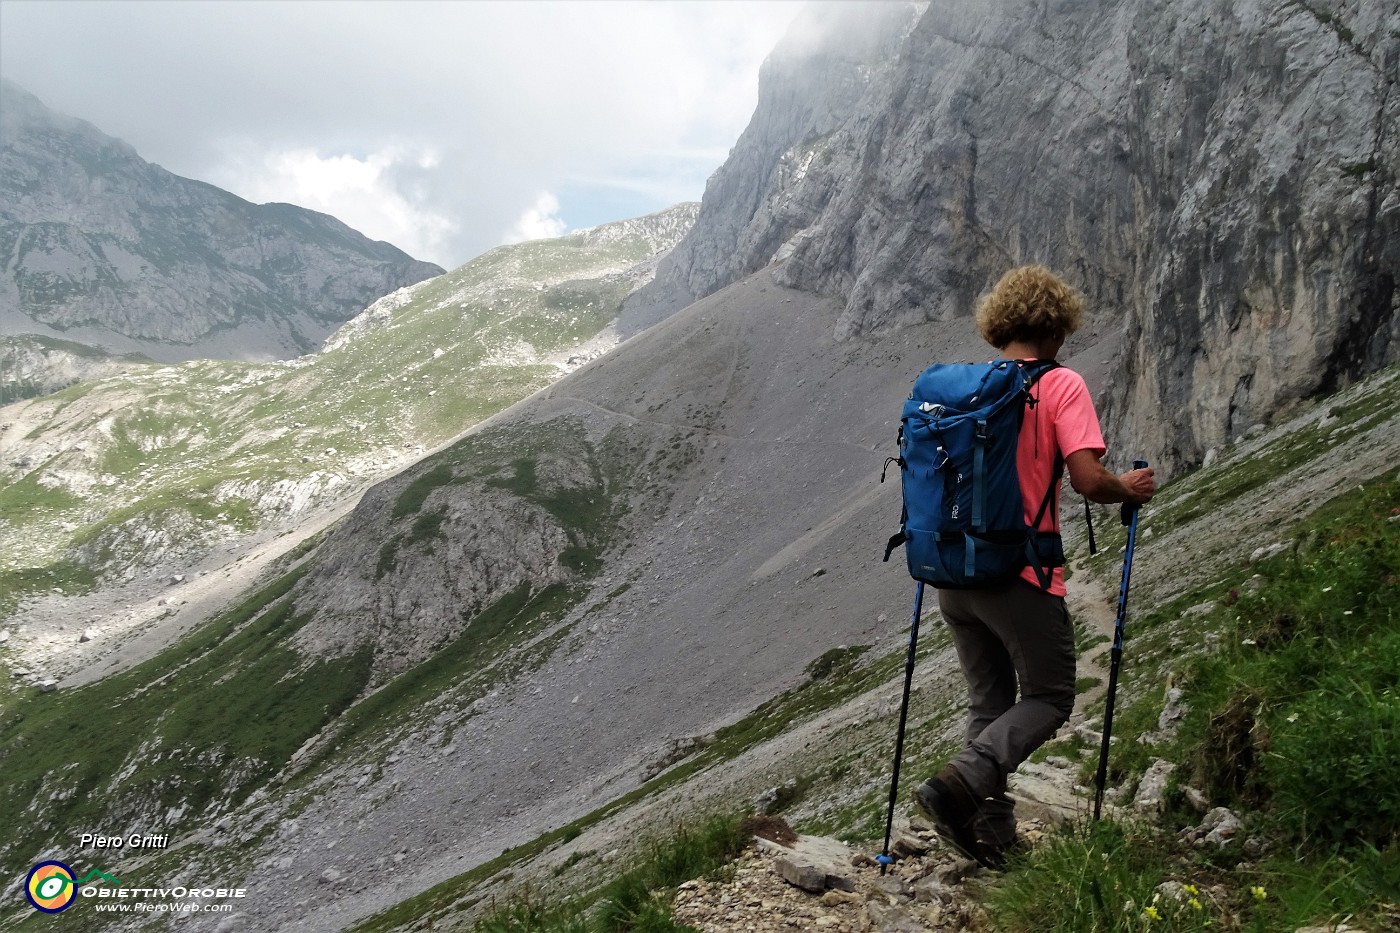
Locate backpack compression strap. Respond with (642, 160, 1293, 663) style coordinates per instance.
(971, 419, 990, 533)
(1023, 453, 1063, 590)
(881, 432, 907, 561)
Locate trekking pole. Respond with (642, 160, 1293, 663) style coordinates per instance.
(1093, 459, 1149, 821)
(877, 581, 924, 874)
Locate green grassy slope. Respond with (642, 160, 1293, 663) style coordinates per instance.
(0, 205, 696, 612)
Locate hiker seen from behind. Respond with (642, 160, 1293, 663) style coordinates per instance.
(904, 265, 1155, 868)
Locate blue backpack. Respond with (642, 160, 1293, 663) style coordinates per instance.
(882, 359, 1064, 589)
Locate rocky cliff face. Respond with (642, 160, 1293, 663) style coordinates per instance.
(618, 1, 927, 333)
(0, 80, 444, 362)
(635, 0, 1399, 471)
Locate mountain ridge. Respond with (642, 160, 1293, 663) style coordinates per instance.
(0, 203, 697, 689)
(0, 78, 444, 365)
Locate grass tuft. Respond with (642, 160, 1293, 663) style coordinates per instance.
(469, 814, 747, 933)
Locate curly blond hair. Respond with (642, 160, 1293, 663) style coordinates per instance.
(975, 265, 1084, 349)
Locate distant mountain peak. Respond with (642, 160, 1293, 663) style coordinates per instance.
(0, 79, 444, 365)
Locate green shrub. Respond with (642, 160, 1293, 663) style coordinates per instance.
(394, 462, 458, 517)
(473, 899, 587, 933)
(804, 644, 870, 681)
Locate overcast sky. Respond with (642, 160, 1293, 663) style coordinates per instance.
(0, 0, 802, 269)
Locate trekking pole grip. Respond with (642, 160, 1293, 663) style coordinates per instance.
(1120, 459, 1149, 526)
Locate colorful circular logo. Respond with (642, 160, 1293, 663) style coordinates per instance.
(26, 861, 77, 913)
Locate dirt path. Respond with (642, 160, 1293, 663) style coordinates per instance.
(13, 489, 369, 689)
(1065, 558, 1119, 718)
(634, 579, 1117, 933)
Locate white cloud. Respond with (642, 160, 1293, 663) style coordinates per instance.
(213, 145, 458, 266)
(0, 1, 811, 267)
(503, 192, 568, 244)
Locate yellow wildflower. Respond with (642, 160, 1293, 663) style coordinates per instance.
(1250, 885, 1267, 902)
(1144, 905, 1163, 921)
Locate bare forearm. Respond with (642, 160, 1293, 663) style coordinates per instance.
(1075, 467, 1134, 503)
(1066, 450, 1156, 504)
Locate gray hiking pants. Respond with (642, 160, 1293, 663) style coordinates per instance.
(937, 580, 1076, 842)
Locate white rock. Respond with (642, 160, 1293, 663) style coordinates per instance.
(759, 835, 858, 893)
(1133, 759, 1175, 813)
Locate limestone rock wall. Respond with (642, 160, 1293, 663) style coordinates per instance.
(636, 0, 1400, 471)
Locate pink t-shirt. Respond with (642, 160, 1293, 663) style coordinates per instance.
(1017, 364, 1106, 596)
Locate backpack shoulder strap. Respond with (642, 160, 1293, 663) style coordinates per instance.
(1020, 358, 1064, 589)
(1018, 358, 1061, 388)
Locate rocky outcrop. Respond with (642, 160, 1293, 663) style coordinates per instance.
(0, 334, 149, 403)
(673, 824, 993, 933)
(0, 80, 443, 362)
(628, 0, 1400, 472)
(288, 472, 575, 681)
(286, 416, 637, 681)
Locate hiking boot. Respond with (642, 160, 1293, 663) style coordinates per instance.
(972, 833, 1028, 871)
(912, 771, 982, 863)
